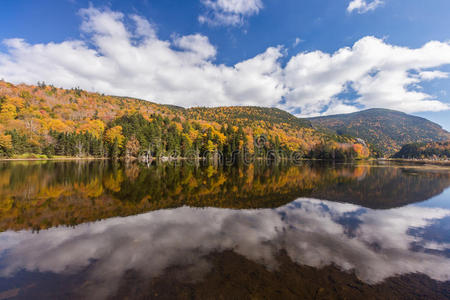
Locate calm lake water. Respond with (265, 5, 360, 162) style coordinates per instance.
(0, 160, 449, 299)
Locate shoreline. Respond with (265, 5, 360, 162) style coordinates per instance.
(381, 158, 450, 166)
(0, 157, 109, 161)
(1, 156, 449, 167)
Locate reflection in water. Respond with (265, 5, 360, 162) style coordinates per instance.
(0, 161, 449, 231)
(0, 198, 449, 299)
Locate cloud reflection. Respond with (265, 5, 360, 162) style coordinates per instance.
(0, 198, 449, 299)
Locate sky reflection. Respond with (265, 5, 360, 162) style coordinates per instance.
(0, 197, 449, 299)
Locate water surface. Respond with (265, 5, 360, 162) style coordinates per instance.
(0, 161, 449, 299)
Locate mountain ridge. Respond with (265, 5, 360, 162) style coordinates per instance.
(308, 108, 450, 155)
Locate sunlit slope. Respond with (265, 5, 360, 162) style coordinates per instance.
(0, 81, 366, 155)
(309, 108, 450, 155)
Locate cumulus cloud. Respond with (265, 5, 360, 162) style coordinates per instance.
(347, 0, 384, 14)
(0, 7, 449, 116)
(0, 7, 284, 108)
(199, 0, 263, 26)
(172, 34, 217, 59)
(283, 36, 450, 116)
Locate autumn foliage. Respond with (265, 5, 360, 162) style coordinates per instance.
(393, 141, 450, 159)
(0, 80, 371, 159)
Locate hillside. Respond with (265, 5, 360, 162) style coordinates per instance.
(187, 106, 312, 129)
(0, 81, 369, 160)
(393, 141, 450, 159)
(309, 108, 450, 156)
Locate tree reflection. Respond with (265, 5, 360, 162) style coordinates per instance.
(0, 161, 449, 231)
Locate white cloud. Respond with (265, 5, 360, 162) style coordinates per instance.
(321, 100, 360, 116)
(293, 37, 303, 47)
(199, 0, 263, 26)
(173, 34, 217, 59)
(0, 7, 283, 108)
(283, 36, 450, 116)
(347, 0, 384, 14)
(130, 14, 157, 39)
(0, 8, 449, 116)
(419, 70, 448, 81)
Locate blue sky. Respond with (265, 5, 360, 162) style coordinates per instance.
(1, 0, 450, 129)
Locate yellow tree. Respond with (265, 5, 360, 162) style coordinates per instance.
(46, 119, 70, 133)
(78, 120, 105, 138)
(206, 140, 216, 153)
(105, 126, 125, 148)
(0, 103, 17, 122)
(6, 96, 25, 109)
(0, 134, 12, 150)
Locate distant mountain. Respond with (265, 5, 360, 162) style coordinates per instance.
(392, 140, 450, 159)
(309, 108, 450, 156)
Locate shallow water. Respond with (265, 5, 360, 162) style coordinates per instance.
(0, 161, 449, 299)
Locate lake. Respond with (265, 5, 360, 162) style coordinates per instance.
(0, 160, 449, 299)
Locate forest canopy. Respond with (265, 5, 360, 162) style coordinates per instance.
(0, 81, 370, 160)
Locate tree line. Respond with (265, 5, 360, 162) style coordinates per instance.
(1, 113, 363, 161)
(0, 80, 371, 161)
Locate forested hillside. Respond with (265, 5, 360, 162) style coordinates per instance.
(393, 141, 450, 159)
(0, 81, 370, 160)
(187, 106, 312, 129)
(309, 108, 450, 156)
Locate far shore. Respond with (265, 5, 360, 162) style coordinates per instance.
(381, 158, 450, 166)
(1, 156, 450, 167)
